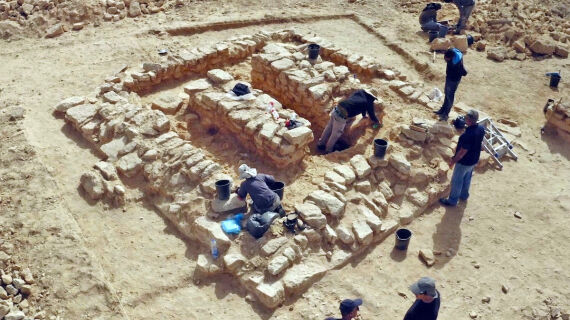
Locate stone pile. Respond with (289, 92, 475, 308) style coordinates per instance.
(545, 100, 570, 143)
(0, 267, 39, 320)
(80, 162, 126, 206)
(468, 0, 570, 61)
(184, 70, 314, 168)
(0, 0, 171, 39)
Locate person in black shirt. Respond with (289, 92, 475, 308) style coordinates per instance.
(419, 3, 445, 33)
(325, 298, 362, 320)
(403, 277, 441, 320)
(434, 48, 468, 121)
(317, 89, 381, 154)
(440, 109, 485, 206)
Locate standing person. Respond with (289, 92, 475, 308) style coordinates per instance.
(403, 277, 441, 320)
(325, 298, 363, 320)
(439, 110, 485, 207)
(419, 3, 446, 34)
(434, 48, 468, 121)
(317, 89, 381, 154)
(444, 0, 476, 34)
(236, 164, 285, 216)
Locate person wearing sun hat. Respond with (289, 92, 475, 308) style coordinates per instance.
(403, 277, 441, 320)
(325, 298, 363, 320)
(317, 88, 382, 154)
(236, 164, 285, 216)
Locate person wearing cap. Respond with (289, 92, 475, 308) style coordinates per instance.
(443, 0, 476, 34)
(236, 164, 285, 215)
(317, 89, 381, 154)
(434, 48, 468, 121)
(404, 277, 441, 320)
(325, 298, 363, 320)
(439, 109, 485, 207)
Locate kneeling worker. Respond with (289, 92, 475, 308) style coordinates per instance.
(419, 3, 446, 34)
(236, 164, 285, 216)
(317, 88, 381, 154)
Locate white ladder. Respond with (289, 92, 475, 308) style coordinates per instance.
(478, 117, 518, 169)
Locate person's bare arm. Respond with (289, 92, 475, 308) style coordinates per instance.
(449, 147, 468, 168)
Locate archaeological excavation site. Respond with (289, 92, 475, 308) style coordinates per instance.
(0, 0, 569, 319)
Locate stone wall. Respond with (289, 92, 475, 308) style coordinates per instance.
(184, 69, 314, 168)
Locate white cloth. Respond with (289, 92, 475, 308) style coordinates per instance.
(239, 164, 257, 179)
(428, 87, 443, 102)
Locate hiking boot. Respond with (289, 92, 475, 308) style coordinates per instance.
(439, 198, 456, 207)
(439, 114, 449, 121)
(433, 109, 443, 115)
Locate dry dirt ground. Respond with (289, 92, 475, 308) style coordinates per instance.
(1, 1, 569, 319)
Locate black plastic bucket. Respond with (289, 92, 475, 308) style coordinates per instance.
(395, 228, 412, 250)
(428, 31, 438, 42)
(215, 179, 231, 201)
(374, 139, 388, 158)
(466, 34, 474, 46)
(550, 74, 561, 88)
(270, 181, 285, 200)
(308, 43, 320, 60)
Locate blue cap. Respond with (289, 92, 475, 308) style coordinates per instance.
(340, 298, 362, 316)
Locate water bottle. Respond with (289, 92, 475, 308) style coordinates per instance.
(267, 102, 280, 121)
(210, 239, 219, 260)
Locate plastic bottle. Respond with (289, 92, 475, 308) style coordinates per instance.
(210, 239, 219, 260)
(266, 102, 280, 121)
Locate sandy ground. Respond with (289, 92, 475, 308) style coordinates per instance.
(1, 1, 569, 319)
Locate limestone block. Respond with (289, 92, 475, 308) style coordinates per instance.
(282, 262, 327, 295)
(555, 45, 569, 58)
(261, 237, 288, 256)
(193, 216, 231, 251)
(151, 96, 183, 115)
(324, 171, 347, 186)
(333, 165, 356, 184)
(54, 96, 85, 113)
(282, 126, 313, 145)
(196, 253, 221, 275)
(308, 83, 331, 101)
(184, 78, 212, 94)
(378, 181, 394, 200)
(336, 225, 354, 244)
(430, 122, 455, 137)
(529, 38, 556, 55)
(94, 161, 118, 180)
(259, 122, 280, 141)
(323, 224, 338, 244)
(430, 38, 451, 51)
(352, 220, 373, 245)
(451, 35, 468, 52)
(282, 246, 297, 262)
(357, 205, 382, 232)
(333, 65, 350, 79)
(80, 171, 105, 200)
(399, 208, 414, 225)
(306, 190, 345, 217)
(302, 228, 321, 243)
(219, 100, 242, 114)
(402, 125, 427, 142)
(45, 23, 65, 38)
(100, 136, 128, 161)
(267, 255, 291, 275)
(295, 202, 327, 229)
(368, 155, 389, 169)
(350, 154, 372, 178)
(271, 58, 295, 71)
(142, 149, 159, 161)
(406, 188, 429, 208)
(398, 86, 415, 96)
(207, 69, 234, 84)
(263, 43, 292, 56)
(211, 193, 247, 214)
(116, 152, 143, 178)
(380, 219, 398, 234)
(354, 181, 371, 194)
(330, 249, 353, 268)
(419, 249, 435, 267)
(255, 281, 285, 308)
(102, 91, 123, 104)
(371, 191, 388, 210)
(223, 253, 246, 272)
(66, 104, 100, 127)
(293, 234, 309, 249)
(389, 153, 411, 176)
